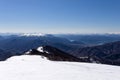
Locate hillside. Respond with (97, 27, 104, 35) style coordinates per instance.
(74, 41, 120, 65)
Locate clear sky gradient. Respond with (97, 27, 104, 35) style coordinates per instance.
(0, 0, 120, 33)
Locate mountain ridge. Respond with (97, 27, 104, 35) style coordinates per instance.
(25, 45, 87, 62)
(74, 41, 120, 65)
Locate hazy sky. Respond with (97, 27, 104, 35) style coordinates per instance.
(0, 0, 120, 33)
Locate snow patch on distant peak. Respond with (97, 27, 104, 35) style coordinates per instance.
(37, 47, 44, 52)
(20, 33, 46, 37)
(37, 46, 50, 54)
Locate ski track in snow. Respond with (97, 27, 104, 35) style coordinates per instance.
(0, 55, 119, 80)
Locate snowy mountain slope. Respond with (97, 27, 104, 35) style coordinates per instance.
(20, 33, 46, 37)
(0, 55, 120, 80)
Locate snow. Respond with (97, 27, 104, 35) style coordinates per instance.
(37, 47, 44, 52)
(0, 55, 120, 80)
(37, 47, 49, 54)
(20, 33, 45, 37)
(25, 49, 32, 54)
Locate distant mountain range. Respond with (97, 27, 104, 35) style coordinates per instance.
(0, 34, 84, 53)
(1, 33, 120, 54)
(56, 34, 120, 46)
(0, 33, 120, 66)
(73, 41, 120, 66)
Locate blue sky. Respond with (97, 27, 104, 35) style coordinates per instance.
(0, 0, 120, 33)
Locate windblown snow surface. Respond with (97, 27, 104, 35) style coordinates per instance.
(0, 55, 120, 80)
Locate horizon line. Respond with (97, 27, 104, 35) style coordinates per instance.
(0, 32, 120, 35)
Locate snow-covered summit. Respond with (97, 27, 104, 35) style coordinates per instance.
(20, 33, 46, 37)
(0, 55, 119, 80)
